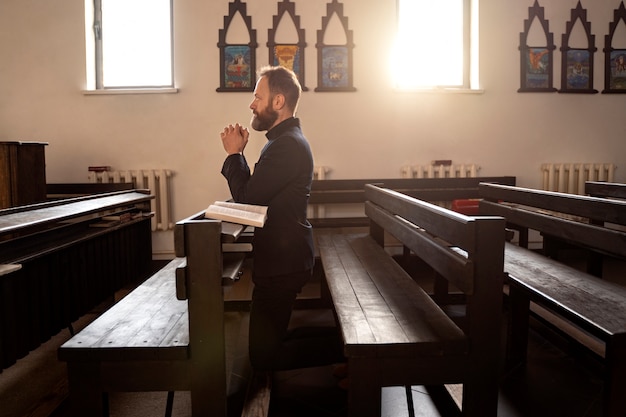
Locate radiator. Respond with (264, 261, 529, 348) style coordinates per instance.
(313, 166, 330, 180)
(88, 169, 174, 231)
(401, 163, 480, 178)
(541, 163, 616, 195)
(309, 166, 330, 219)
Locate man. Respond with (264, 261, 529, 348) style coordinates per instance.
(220, 66, 342, 371)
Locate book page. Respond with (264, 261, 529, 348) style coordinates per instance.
(212, 201, 268, 215)
(205, 203, 267, 228)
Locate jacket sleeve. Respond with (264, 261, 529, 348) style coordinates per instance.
(222, 138, 302, 205)
(221, 153, 250, 199)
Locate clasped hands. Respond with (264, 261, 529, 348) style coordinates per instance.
(221, 123, 249, 155)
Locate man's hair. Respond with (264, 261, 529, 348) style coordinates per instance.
(258, 66, 302, 112)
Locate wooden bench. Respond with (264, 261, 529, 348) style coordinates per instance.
(318, 184, 506, 417)
(58, 214, 270, 417)
(478, 183, 626, 417)
(1, 190, 153, 373)
(585, 180, 626, 200)
(308, 176, 515, 229)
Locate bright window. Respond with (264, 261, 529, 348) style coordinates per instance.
(89, 0, 173, 89)
(391, 0, 478, 90)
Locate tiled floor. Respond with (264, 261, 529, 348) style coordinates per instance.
(0, 262, 612, 417)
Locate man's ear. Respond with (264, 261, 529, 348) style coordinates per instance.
(272, 93, 285, 110)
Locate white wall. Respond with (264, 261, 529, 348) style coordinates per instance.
(1, 0, 625, 257)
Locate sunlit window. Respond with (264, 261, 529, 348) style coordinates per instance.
(89, 0, 173, 89)
(391, 0, 477, 90)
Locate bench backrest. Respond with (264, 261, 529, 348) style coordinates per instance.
(308, 176, 515, 229)
(364, 184, 506, 338)
(310, 176, 516, 205)
(585, 181, 626, 200)
(479, 183, 626, 259)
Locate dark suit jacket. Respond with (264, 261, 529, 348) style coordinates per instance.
(221, 117, 315, 278)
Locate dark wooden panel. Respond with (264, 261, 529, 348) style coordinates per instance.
(46, 182, 134, 199)
(479, 182, 626, 226)
(585, 181, 626, 199)
(0, 141, 48, 209)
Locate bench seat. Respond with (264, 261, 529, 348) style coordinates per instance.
(505, 243, 626, 341)
(319, 233, 467, 358)
(58, 257, 188, 363)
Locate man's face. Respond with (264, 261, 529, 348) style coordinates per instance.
(250, 76, 279, 132)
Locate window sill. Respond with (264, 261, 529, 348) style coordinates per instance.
(83, 87, 179, 96)
(394, 87, 484, 94)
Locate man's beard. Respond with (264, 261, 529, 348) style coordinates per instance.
(251, 106, 279, 131)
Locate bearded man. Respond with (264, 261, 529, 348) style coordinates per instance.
(220, 66, 343, 371)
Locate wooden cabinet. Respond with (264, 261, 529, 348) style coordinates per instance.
(0, 141, 48, 209)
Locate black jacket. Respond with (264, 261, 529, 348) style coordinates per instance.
(221, 117, 315, 278)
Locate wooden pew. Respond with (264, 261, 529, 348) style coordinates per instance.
(309, 176, 515, 230)
(585, 180, 626, 200)
(58, 214, 270, 417)
(478, 183, 626, 417)
(0, 190, 153, 372)
(317, 184, 506, 417)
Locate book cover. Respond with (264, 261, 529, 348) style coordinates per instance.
(205, 201, 268, 228)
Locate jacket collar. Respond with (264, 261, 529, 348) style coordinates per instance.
(266, 117, 300, 141)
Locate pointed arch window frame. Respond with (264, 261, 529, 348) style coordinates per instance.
(559, 1, 597, 94)
(602, 1, 626, 94)
(267, 0, 308, 91)
(518, 0, 557, 93)
(315, 0, 356, 92)
(217, 0, 258, 92)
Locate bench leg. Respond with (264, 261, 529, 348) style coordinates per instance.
(507, 286, 530, 368)
(462, 376, 499, 417)
(190, 373, 226, 417)
(603, 339, 626, 417)
(165, 391, 174, 417)
(348, 358, 381, 417)
(66, 362, 107, 417)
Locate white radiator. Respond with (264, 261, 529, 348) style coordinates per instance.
(541, 163, 616, 195)
(313, 166, 330, 180)
(309, 166, 330, 219)
(88, 169, 174, 231)
(401, 163, 480, 178)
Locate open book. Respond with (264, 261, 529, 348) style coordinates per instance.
(205, 201, 268, 228)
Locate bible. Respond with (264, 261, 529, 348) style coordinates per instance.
(205, 201, 268, 228)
